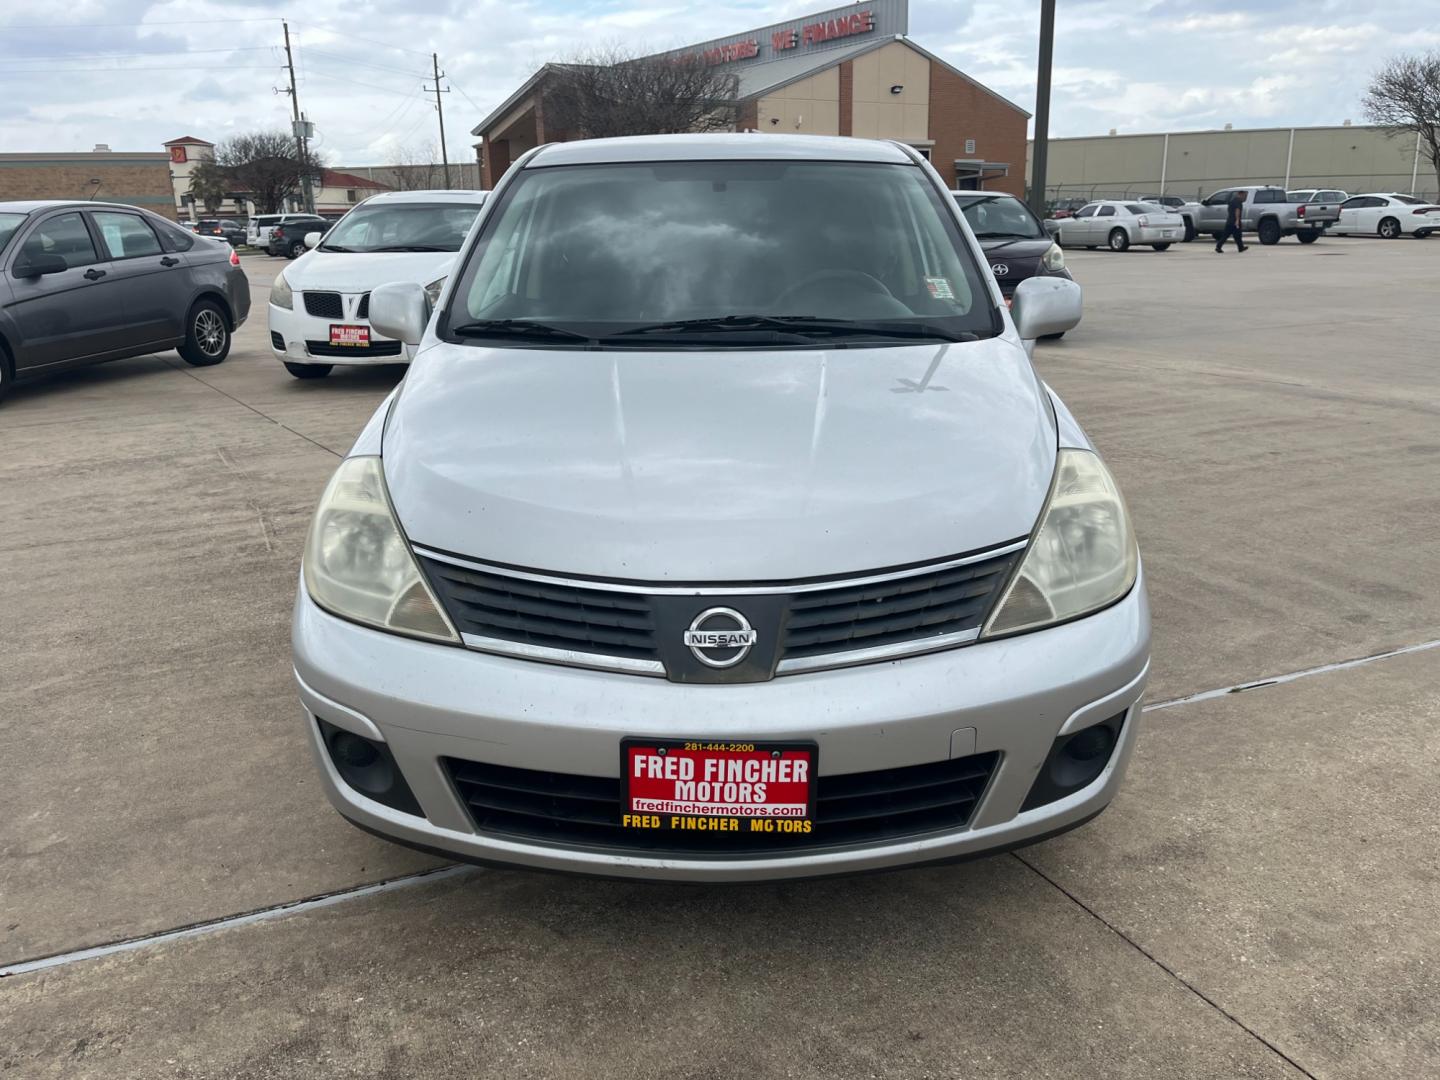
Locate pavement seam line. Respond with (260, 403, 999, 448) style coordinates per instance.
(161, 357, 343, 459)
(1141, 637, 1440, 714)
(0, 865, 473, 979)
(1011, 853, 1319, 1080)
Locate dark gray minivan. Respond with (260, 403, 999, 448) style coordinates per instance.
(0, 200, 251, 402)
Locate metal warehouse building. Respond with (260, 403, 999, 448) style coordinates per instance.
(473, 0, 1029, 195)
(1027, 123, 1435, 204)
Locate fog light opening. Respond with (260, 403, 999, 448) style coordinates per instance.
(1021, 712, 1126, 812)
(317, 718, 423, 817)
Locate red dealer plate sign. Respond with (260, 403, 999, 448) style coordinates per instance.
(622, 740, 817, 837)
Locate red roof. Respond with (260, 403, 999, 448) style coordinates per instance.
(164, 135, 215, 146)
(321, 169, 391, 190)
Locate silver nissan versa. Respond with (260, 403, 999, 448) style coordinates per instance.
(292, 134, 1149, 881)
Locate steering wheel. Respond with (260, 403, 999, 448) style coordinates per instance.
(773, 269, 893, 309)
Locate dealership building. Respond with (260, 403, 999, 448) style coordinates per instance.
(1028, 123, 1437, 204)
(472, 0, 1028, 195)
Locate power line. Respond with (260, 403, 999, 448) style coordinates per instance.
(289, 23, 434, 58)
(0, 46, 278, 63)
(0, 64, 283, 73)
(303, 48, 429, 80)
(0, 17, 281, 28)
(302, 68, 428, 100)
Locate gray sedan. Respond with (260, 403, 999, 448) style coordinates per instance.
(0, 200, 250, 402)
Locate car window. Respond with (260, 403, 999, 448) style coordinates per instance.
(92, 212, 163, 259)
(18, 211, 99, 269)
(1097, 205, 1116, 217)
(956, 195, 1047, 240)
(1392, 194, 1423, 205)
(1074, 205, 1097, 218)
(1320, 191, 1344, 201)
(0, 212, 27, 255)
(1124, 204, 1150, 214)
(449, 159, 996, 346)
(156, 219, 197, 252)
(321, 203, 482, 253)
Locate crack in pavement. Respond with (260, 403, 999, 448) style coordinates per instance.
(161, 357, 344, 460)
(4, 632, 1437, 981)
(1011, 853, 1319, 1080)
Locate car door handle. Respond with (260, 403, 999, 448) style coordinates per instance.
(83, 268, 107, 280)
(160, 256, 180, 267)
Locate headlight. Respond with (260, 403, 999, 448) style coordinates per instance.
(982, 449, 1137, 637)
(270, 269, 293, 310)
(1042, 243, 1065, 271)
(423, 276, 446, 306)
(302, 456, 459, 644)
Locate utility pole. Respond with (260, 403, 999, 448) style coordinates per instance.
(426, 53, 452, 188)
(1028, 0, 1055, 219)
(281, 21, 315, 213)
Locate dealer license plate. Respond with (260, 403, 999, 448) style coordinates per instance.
(1163, 229, 1177, 238)
(622, 739, 817, 838)
(329, 324, 369, 347)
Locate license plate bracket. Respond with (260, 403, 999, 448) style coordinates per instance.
(621, 739, 817, 838)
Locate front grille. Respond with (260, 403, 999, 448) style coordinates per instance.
(305, 339, 403, 358)
(782, 555, 1017, 660)
(444, 751, 999, 854)
(357, 293, 370, 318)
(303, 292, 343, 319)
(419, 545, 1020, 679)
(422, 560, 660, 662)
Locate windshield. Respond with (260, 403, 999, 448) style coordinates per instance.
(0, 212, 28, 253)
(320, 203, 481, 252)
(446, 160, 995, 348)
(957, 195, 1048, 240)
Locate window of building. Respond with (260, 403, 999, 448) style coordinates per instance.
(18, 211, 98, 269)
(347, 189, 358, 202)
(92, 212, 163, 259)
(964, 139, 976, 155)
(914, 147, 931, 161)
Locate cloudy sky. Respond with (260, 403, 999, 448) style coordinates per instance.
(1, 0, 1432, 165)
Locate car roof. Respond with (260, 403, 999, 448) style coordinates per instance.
(951, 190, 1021, 201)
(362, 189, 488, 204)
(526, 133, 915, 168)
(0, 199, 168, 215)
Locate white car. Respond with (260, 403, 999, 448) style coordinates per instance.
(1056, 200, 1185, 252)
(267, 190, 487, 378)
(1331, 193, 1440, 239)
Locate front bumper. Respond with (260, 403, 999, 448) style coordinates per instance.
(292, 569, 1151, 881)
(267, 302, 415, 365)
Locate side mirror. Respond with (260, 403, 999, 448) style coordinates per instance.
(12, 253, 69, 278)
(1043, 219, 1061, 236)
(368, 281, 430, 346)
(1011, 277, 1082, 352)
(304, 232, 321, 250)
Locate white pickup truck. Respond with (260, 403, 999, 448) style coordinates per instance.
(1192, 185, 1339, 245)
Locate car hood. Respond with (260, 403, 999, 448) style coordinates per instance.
(383, 340, 1057, 581)
(285, 250, 458, 292)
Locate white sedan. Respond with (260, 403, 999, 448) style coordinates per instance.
(1056, 200, 1186, 252)
(1331, 193, 1440, 239)
(267, 189, 486, 379)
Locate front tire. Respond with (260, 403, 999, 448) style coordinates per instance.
(1296, 231, 1319, 244)
(1108, 228, 1130, 252)
(1378, 217, 1401, 240)
(284, 362, 333, 379)
(178, 300, 230, 366)
(0, 343, 14, 405)
(1152, 242, 1171, 251)
(1257, 218, 1282, 245)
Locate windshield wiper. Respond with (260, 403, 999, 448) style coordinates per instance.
(449, 319, 593, 344)
(971, 231, 1040, 240)
(369, 244, 452, 252)
(610, 314, 977, 343)
(318, 244, 355, 252)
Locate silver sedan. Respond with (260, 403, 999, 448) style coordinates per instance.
(1057, 200, 1186, 252)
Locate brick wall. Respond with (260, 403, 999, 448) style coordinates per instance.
(0, 155, 176, 218)
(926, 67, 1027, 197)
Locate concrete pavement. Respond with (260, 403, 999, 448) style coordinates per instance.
(2, 239, 1437, 1078)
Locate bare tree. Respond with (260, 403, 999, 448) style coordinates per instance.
(387, 143, 448, 191)
(1362, 52, 1440, 194)
(543, 50, 740, 139)
(213, 131, 325, 214)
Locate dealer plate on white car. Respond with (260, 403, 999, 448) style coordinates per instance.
(329, 325, 370, 347)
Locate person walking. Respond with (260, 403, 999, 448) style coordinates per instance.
(1216, 190, 1248, 252)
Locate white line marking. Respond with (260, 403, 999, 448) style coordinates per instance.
(0, 865, 473, 979)
(1143, 638, 1440, 713)
(6, 637, 1438, 979)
